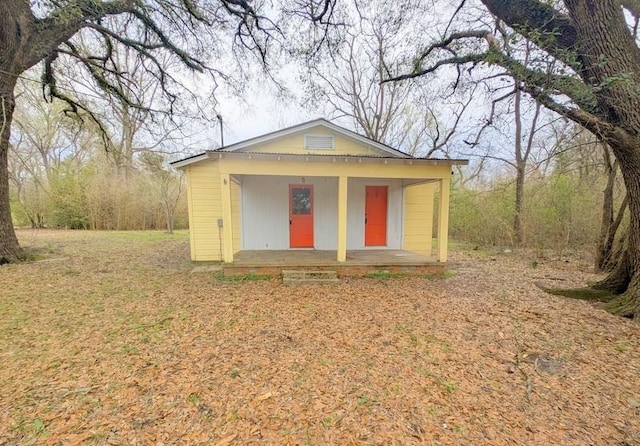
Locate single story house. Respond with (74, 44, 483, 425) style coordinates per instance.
(171, 119, 467, 264)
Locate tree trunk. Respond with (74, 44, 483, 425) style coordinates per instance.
(513, 87, 524, 246)
(166, 207, 174, 234)
(0, 72, 23, 263)
(514, 163, 525, 246)
(595, 149, 616, 271)
(592, 143, 640, 317)
(595, 146, 627, 272)
(595, 194, 628, 272)
(477, 0, 640, 318)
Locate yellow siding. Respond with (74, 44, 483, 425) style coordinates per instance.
(186, 169, 196, 258)
(245, 126, 384, 156)
(231, 179, 241, 254)
(403, 183, 436, 255)
(186, 161, 223, 261)
(218, 158, 452, 180)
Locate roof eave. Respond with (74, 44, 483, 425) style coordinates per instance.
(170, 152, 211, 169)
(171, 150, 469, 169)
(210, 151, 468, 165)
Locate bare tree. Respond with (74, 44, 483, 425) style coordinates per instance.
(512, 88, 542, 244)
(9, 81, 92, 227)
(304, 1, 474, 156)
(66, 31, 208, 174)
(140, 152, 185, 233)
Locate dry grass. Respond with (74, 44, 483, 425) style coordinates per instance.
(1, 230, 638, 445)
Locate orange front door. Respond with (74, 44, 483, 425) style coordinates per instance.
(289, 185, 314, 248)
(365, 186, 387, 246)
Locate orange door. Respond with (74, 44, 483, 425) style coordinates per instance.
(365, 186, 387, 246)
(289, 185, 314, 248)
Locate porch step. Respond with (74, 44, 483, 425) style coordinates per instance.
(282, 270, 339, 285)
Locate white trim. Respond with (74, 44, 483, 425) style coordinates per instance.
(220, 151, 467, 166)
(171, 153, 210, 169)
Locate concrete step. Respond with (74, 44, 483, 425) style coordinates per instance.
(282, 270, 339, 284)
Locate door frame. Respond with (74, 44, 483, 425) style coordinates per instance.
(289, 184, 314, 248)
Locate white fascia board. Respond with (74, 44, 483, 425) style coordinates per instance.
(170, 153, 211, 169)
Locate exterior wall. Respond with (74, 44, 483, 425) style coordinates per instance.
(241, 176, 339, 250)
(231, 179, 242, 254)
(241, 175, 402, 250)
(242, 126, 384, 157)
(185, 160, 222, 261)
(402, 182, 436, 255)
(241, 176, 288, 249)
(313, 177, 340, 248)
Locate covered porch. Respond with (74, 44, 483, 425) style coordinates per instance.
(217, 152, 463, 265)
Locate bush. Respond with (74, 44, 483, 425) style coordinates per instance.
(450, 170, 604, 251)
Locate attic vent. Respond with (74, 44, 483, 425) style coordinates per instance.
(304, 134, 334, 149)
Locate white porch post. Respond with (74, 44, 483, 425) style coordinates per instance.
(337, 176, 348, 262)
(437, 177, 451, 262)
(220, 173, 234, 263)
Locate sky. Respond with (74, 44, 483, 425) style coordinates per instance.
(176, 61, 318, 155)
(216, 82, 314, 147)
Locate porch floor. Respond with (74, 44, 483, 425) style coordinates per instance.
(224, 249, 443, 276)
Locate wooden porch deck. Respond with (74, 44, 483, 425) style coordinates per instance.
(223, 250, 443, 276)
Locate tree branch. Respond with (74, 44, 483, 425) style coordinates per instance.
(28, 0, 134, 68)
(41, 51, 112, 150)
(480, 0, 579, 68)
(385, 28, 598, 116)
(520, 83, 633, 149)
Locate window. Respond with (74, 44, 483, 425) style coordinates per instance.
(291, 187, 312, 214)
(304, 134, 334, 149)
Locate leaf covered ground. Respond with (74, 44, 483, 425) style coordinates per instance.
(1, 230, 639, 445)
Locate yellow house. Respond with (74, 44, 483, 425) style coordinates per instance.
(172, 119, 467, 266)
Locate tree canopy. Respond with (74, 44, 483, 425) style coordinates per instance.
(0, 0, 335, 262)
(387, 0, 640, 317)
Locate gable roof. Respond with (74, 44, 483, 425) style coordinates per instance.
(214, 118, 411, 158)
(229, 118, 410, 152)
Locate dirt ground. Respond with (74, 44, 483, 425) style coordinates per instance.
(0, 230, 638, 445)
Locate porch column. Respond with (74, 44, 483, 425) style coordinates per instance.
(437, 177, 451, 262)
(220, 173, 234, 263)
(337, 176, 348, 262)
